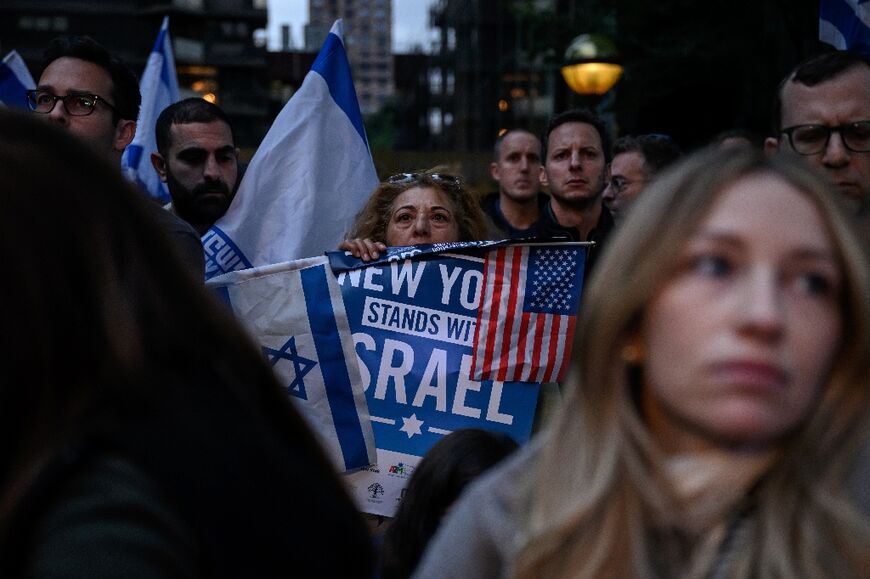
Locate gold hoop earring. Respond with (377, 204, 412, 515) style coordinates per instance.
(621, 343, 644, 364)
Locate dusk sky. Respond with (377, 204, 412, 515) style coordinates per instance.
(266, 0, 436, 52)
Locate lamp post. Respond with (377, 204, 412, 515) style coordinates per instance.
(560, 34, 623, 96)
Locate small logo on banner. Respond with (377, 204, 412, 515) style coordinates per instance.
(387, 462, 414, 477)
(202, 227, 253, 280)
(367, 482, 385, 500)
(262, 336, 317, 399)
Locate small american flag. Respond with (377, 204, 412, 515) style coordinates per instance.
(471, 244, 586, 383)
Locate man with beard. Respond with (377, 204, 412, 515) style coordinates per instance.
(538, 108, 614, 275)
(481, 129, 546, 239)
(151, 98, 240, 236)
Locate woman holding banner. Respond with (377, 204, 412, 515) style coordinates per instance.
(340, 171, 488, 260)
(0, 111, 373, 578)
(414, 146, 870, 578)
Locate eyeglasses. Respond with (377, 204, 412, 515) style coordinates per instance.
(781, 121, 870, 155)
(606, 176, 644, 194)
(26, 90, 116, 116)
(387, 173, 461, 188)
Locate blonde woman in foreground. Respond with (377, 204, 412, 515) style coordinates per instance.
(414, 147, 870, 578)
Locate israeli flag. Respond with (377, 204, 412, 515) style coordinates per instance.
(203, 19, 378, 280)
(122, 16, 180, 203)
(207, 256, 376, 472)
(0, 50, 35, 109)
(820, 0, 870, 54)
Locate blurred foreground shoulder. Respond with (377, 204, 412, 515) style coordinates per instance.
(413, 442, 541, 579)
(25, 452, 196, 579)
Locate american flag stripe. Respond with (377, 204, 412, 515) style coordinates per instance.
(476, 248, 502, 372)
(513, 309, 532, 380)
(497, 246, 527, 381)
(535, 314, 555, 383)
(487, 249, 510, 375)
(545, 315, 566, 382)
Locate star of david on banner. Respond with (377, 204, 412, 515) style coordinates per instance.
(263, 336, 317, 399)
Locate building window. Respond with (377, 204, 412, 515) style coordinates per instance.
(429, 108, 443, 135)
(447, 28, 456, 51)
(428, 68, 442, 94)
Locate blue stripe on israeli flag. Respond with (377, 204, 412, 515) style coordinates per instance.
(122, 16, 180, 202)
(312, 27, 368, 145)
(0, 50, 35, 109)
(820, 0, 870, 54)
(301, 264, 369, 471)
(202, 18, 378, 277)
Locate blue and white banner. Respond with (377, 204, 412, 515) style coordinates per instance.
(207, 256, 376, 472)
(121, 16, 180, 203)
(0, 50, 35, 109)
(820, 0, 870, 54)
(332, 244, 543, 516)
(203, 19, 378, 280)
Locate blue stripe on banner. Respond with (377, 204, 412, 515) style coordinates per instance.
(202, 226, 253, 279)
(821, 0, 870, 53)
(311, 32, 368, 145)
(300, 265, 367, 470)
(0, 64, 29, 108)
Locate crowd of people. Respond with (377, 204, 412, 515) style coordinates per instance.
(0, 31, 868, 579)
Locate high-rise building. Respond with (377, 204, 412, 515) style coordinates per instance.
(305, 0, 393, 114)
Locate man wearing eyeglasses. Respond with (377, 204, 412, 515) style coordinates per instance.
(602, 134, 681, 226)
(765, 51, 870, 222)
(29, 36, 205, 278)
(30, 37, 139, 161)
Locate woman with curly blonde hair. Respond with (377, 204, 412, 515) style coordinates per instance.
(339, 171, 487, 260)
(414, 146, 870, 579)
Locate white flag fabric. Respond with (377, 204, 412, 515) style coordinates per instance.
(0, 50, 35, 109)
(122, 16, 180, 203)
(820, 0, 870, 54)
(202, 19, 378, 280)
(207, 256, 376, 472)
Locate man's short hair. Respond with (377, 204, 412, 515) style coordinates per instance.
(773, 51, 870, 132)
(612, 133, 682, 175)
(542, 108, 611, 163)
(42, 35, 140, 123)
(493, 128, 539, 159)
(155, 97, 236, 156)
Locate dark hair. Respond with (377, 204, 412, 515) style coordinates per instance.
(380, 429, 518, 579)
(0, 110, 372, 576)
(773, 50, 870, 131)
(493, 128, 540, 160)
(349, 171, 488, 243)
(542, 108, 611, 162)
(710, 128, 761, 149)
(155, 97, 236, 156)
(42, 35, 141, 123)
(611, 133, 682, 175)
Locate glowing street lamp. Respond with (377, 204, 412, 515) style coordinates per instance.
(561, 34, 623, 96)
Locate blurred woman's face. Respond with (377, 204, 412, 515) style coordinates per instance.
(640, 173, 842, 451)
(386, 186, 459, 246)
